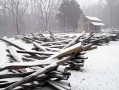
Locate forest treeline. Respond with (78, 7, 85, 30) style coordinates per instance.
(0, 0, 118, 37)
(83, 0, 119, 29)
(0, 0, 82, 37)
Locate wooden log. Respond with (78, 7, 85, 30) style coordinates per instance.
(23, 36, 43, 43)
(38, 33, 47, 39)
(15, 50, 56, 55)
(48, 72, 70, 80)
(48, 45, 64, 48)
(40, 39, 71, 46)
(0, 72, 33, 79)
(0, 59, 57, 71)
(5, 43, 82, 90)
(23, 55, 49, 60)
(0, 74, 48, 89)
(82, 44, 92, 51)
(7, 46, 26, 72)
(75, 55, 88, 59)
(49, 31, 54, 37)
(1, 42, 83, 71)
(63, 31, 85, 49)
(23, 36, 34, 41)
(0, 78, 23, 87)
(47, 80, 71, 90)
(0, 82, 14, 88)
(88, 45, 97, 50)
(78, 51, 86, 55)
(49, 42, 82, 59)
(47, 71, 71, 76)
(85, 32, 94, 41)
(6, 54, 13, 58)
(56, 80, 71, 87)
(7, 46, 23, 62)
(19, 82, 44, 90)
(49, 31, 57, 41)
(73, 59, 85, 63)
(7, 46, 31, 72)
(47, 81, 67, 90)
(68, 61, 84, 70)
(33, 42, 47, 51)
(4, 56, 72, 90)
(22, 56, 48, 62)
(57, 65, 68, 73)
(33, 42, 60, 51)
(0, 38, 38, 56)
(0, 38, 24, 50)
(46, 68, 70, 80)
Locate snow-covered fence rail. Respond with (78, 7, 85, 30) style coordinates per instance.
(0, 33, 89, 90)
(0, 31, 119, 90)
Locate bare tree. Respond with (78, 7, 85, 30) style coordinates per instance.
(34, 0, 55, 31)
(0, 0, 28, 35)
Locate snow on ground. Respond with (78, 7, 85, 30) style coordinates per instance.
(69, 41, 119, 90)
(0, 37, 119, 90)
(0, 39, 33, 74)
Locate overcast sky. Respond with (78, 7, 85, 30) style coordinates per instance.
(76, 0, 99, 7)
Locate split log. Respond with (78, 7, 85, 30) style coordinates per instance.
(2, 42, 83, 71)
(47, 72, 70, 80)
(56, 80, 71, 87)
(82, 44, 92, 51)
(22, 55, 49, 60)
(45, 42, 82, 60)
(33, 42, 60, 51)
(0, 59, 57, 71)
(63, 31, 85, 49)
(69, 62, 84, 70)
(73, 59, 85, 63)
(48, 45, 64, 48)
(7, 46, 31, 72)
(40, 39, 71, 46)
(49, 31, 57, 41)
(3, 41, 83, 89)
(7, 46, 23, 62)
(33, 42, 47, 51)
(88, 45, 97, 50)
(0, 38, 24, 50)
(77, 51, 86, 55)
(2, 40, 84, 71)
(15, 50, 56, 55)
(0, 72, 33, 79)
(4, 56, 71, 90)
(6, 49, 52, 60)
(0, 38, 38, 57)
(47, 80, 71, 90)
(57, 65, 68, 73)
(0, 74, 48, 89)
(23, 36, 42, 43)
(75, 55, 88, 59)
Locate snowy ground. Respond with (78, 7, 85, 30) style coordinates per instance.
(69, 41, 119, 90)
(0, 39, 119, 90)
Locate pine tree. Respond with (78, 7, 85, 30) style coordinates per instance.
(56, 0, 82, 32)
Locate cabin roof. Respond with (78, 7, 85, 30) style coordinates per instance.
(91, 22, 105, 26)
(85, 16, 102, 22)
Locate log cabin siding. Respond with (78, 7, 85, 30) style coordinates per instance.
(77, 15, 105, 33)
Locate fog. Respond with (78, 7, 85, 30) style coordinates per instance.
(0, 0, 118, 37)
(76, 0, 99, 7)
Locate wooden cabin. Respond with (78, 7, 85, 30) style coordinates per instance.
(78, 15, 105, 33)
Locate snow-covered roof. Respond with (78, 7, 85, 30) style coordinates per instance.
(85, 16, 102, 22)
(91, 22, 105, 26)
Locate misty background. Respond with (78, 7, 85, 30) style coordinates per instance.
(0, 0, 118, 37)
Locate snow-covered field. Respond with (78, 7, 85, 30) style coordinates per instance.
(0, 38, 119, 90)
(69, 41, 119, 90)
